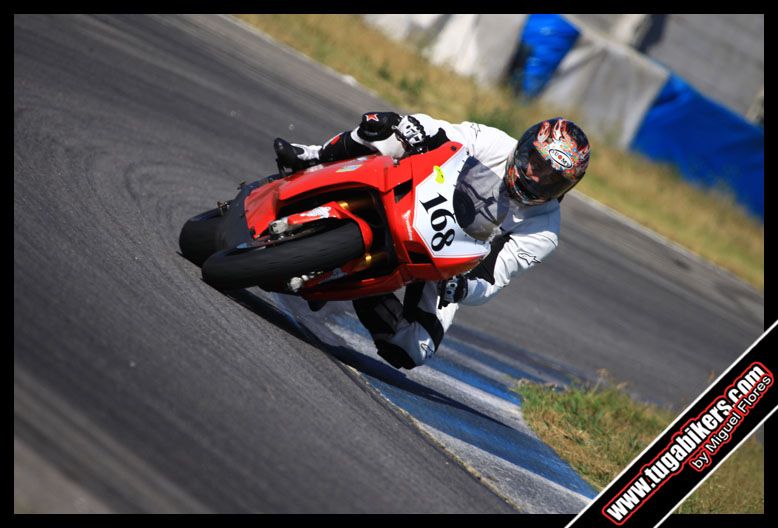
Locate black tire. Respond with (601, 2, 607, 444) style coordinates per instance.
(179, 208, 225, 266)
(201, 222, 365, 291)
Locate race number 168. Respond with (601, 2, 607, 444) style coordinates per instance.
(420, 193, 456, 251)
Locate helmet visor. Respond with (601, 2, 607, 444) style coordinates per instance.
(509, 148, 579, 204)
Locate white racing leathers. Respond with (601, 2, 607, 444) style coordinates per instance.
(330, 114, 560, 368)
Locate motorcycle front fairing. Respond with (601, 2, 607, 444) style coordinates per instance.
(223, 142, 495, 301)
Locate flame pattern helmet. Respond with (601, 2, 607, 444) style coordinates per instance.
(506, 118, 590, 205)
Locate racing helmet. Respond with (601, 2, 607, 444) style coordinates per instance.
(506, 118, 590, 205)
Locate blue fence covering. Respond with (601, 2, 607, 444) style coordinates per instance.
(504, 15, 764, 220)
(512, 14, 579, 97)
(631, 74, 764, 219)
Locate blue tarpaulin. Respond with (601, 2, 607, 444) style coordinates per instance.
(631, 73, 764, 219)
(514, 14, 579, 97)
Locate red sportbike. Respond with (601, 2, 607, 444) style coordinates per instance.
(179, 141, 491, 302)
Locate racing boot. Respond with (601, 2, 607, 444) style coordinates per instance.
(274, 137, 321, 173)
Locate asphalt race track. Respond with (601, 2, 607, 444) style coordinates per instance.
(14, 15, 764, 513)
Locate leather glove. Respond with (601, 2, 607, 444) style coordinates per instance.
(438, 275, 468, 309)
(393, 115, 427, 153)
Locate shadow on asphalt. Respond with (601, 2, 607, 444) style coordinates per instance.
(221, 287, 508, 428)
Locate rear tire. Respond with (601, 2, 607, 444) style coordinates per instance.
(179, 208, 225, 266)
(202, 222, 364, 291)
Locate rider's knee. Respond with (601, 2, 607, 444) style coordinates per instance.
(375, 339, 419, 370)
(375, 329, 438, 370)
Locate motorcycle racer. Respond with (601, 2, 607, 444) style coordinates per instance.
(275, 112, 590, 370)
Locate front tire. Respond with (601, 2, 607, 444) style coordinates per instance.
(201, 222, 364, 291)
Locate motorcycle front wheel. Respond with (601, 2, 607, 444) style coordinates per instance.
(201, 221, 364, 291)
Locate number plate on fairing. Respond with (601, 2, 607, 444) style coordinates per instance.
(413, 148, 491, 259)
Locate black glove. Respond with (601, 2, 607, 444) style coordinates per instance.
(438, 275, 468, 309)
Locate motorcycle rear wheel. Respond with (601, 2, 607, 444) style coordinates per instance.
(201, 222, 364, 291)
(179, 207, 225, 267)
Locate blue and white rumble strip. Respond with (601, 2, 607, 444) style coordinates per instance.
(272, 294, 597, 513)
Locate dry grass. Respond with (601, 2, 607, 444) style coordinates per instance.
(237, 14, 763, 290)
(515, 377, 764, 513)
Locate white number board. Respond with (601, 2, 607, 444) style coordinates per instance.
(412, 148, 491, 259)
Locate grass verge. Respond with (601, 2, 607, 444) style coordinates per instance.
(236, 14, 763, 290)
(514, 376, 764, 513)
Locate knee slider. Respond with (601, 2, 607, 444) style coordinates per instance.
(375, 340, 418, 370)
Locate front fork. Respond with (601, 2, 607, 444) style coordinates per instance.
(269, 196, 387, 292)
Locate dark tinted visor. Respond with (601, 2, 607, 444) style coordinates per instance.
(514, 149, 578, 201)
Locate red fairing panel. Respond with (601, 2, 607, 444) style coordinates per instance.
(238, 142, 488, 301)
(277, 156, 396, 201)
